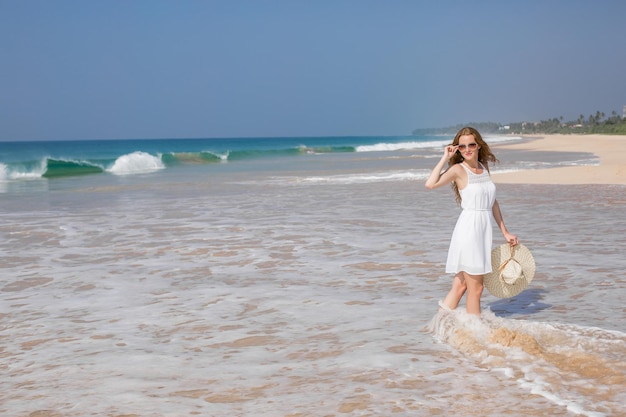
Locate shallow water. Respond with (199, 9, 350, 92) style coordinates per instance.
(1, 150, 624, 417)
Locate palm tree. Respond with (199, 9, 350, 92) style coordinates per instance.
(595, 111, 604, 124)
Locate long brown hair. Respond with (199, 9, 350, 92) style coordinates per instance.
(448, 127, 498, 204)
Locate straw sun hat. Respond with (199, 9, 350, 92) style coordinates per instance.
(484, 243, 536, 298)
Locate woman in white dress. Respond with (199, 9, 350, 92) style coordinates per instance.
(425, 127, 518, 315)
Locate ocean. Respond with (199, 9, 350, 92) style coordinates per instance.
(1, 135, 624, 416)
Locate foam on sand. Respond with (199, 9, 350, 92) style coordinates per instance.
(429, 309, 626, 416)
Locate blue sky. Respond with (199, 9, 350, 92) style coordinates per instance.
(1, 0, 625, 141)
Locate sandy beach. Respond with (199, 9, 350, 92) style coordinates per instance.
(492, 134, 626, 184)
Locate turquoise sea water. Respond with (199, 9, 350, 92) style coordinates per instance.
(2, 133, 594, 195)
(0, 135, 450, 180)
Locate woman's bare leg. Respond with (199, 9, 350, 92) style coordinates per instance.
(464, 272, 484, 315)
(440, 273, 467, 310)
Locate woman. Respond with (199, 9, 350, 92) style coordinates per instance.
(425, 127, 517, 315)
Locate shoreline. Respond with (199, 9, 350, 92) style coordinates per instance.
(491, 134, 626, 185)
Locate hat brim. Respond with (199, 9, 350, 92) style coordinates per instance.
(484, 243, 536, 298)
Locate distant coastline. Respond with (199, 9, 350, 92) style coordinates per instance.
(414, 109, 626, 136)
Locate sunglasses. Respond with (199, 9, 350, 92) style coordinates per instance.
(457, 143, 478, 151)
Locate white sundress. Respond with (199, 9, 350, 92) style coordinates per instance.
(445, 162, 497, 275)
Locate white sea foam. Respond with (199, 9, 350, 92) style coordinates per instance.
(299, 170, 429, 184)
(2, 159, 47, 180)
(10, 171, 43, 179)
(429, 309, 626, 417)
(356, 136, 523, 153)
(557, 158, 600, 166)
(483, 134, 524, 144)
(107, 151, 165, 175)
(356, 140, 450, 152)
(0, 163, 7, 181)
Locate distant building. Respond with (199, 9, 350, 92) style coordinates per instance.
(623, 105, 626, 118)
